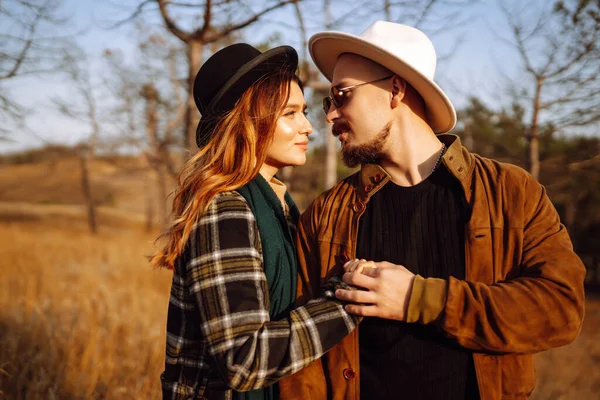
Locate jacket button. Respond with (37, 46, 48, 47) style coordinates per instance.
(343, 368, 356, 380)
(353, 201, 365, 213)
(364, 184, 373, 192)
(373, 173, 383, 183)
(458, 166, 464, 173)
(449, 155, 455, 161)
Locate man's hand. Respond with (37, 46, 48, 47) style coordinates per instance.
(335, 261, 415, 321)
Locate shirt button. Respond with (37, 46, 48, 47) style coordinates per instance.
(373, 173, 383, 183)
(364, 184, 373, 193)
(352, 201, 365, 213)
(343, 368, 356, 380)
(458, 166, 464, 173)
(449, 155, 455, 161)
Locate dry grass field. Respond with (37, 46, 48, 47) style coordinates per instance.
(531, 293, 600, 399)
(0, 212, 171, 399)
(1, 152, 599, 399)
(1, 209, 599, 399)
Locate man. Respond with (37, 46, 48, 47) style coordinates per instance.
(278, 21, 585, 399)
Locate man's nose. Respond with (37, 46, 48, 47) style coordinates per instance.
(326, 102, 341, 124)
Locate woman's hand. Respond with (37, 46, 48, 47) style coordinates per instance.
(344, 258, 377, 274)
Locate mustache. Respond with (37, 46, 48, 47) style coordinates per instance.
(332, 120, 351, 137)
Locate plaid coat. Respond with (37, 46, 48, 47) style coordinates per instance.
(161, 191, 359, 399)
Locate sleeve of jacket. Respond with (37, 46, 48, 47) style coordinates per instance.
(189, 192, 358, 392)
(407, 171, 586, 354)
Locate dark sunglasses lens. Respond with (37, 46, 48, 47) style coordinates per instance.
(323, 97, 331, 114)
(332, 91, 344, 108)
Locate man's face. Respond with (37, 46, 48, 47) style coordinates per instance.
(326, 54, 393, 167)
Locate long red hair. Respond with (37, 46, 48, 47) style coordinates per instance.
(151, 70, 301, 270)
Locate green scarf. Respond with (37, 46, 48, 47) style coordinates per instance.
(235, 173, 300, 400)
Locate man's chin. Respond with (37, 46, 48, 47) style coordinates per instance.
(341, 148, 362, 168)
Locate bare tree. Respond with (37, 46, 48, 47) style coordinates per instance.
(137, 33, 185, 228)
(311, 0, 479, 34)
(53, 48, 103, 234)
(140, 47, 185, 227)
(499, 0, 600, 179)
(110, 0, 300, 151)
(102, 47, 144, 152)
(0, 0, 71, 135)
(322, 0, 337, 190)
(104, 26, 185, 230)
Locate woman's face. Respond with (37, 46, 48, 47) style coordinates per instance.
(263, 80, 313, 171)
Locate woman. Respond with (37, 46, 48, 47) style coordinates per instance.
(152, 43, 359, 400)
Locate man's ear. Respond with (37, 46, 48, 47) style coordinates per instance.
(391, 76, 406, 109)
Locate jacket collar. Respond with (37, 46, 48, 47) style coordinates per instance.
(357, 134, 474, 202)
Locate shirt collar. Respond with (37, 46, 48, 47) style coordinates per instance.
(357, 134, 474, 202)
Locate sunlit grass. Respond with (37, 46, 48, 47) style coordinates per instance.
(0, 218, 171, 399)
(0, 211, 598, 399)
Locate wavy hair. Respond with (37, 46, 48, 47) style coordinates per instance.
(151, 70, 302, 270)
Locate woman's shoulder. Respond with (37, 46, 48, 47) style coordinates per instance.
(190, 190, 259, 243)
(205, 190, 253, 216)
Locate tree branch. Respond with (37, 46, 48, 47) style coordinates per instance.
(197, 0, 212, 38)
(205, 0, 298, 42)
(108, 0, 154, 29)
(0, 0, 47, 80)
(156, 0, 192, 42)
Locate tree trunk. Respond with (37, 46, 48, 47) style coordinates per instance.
(564, 196, 577, 241)
(323, 0, 336, 189)
(464, 121, 474, 151)
(383, 0, 391, 20)
(324, 125, 337, 189)
(145, 168, 154, 233)
(185, 40, 203, 152)
(528, 78, 542, 180)
(156, 164, 169, 227)
(79, 145, 97, 234)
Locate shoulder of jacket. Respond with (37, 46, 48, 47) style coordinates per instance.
(472, 155, 534, 182)
(204, 191, 255, 217)
(471, 155, 542, 199)
(305, 172, 359, 210)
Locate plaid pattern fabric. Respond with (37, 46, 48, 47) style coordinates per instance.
(161, 191, 359, 400)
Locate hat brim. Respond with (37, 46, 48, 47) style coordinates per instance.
(196, 46, 298, 147)
(309, 32, 456, 134)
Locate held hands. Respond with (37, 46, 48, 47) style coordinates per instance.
(343, 258, 377, 274)
(336, 259, 416, 321)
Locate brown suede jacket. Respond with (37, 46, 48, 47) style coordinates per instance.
(278, 134, 586, 400)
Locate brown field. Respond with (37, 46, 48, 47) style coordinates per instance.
(1, 153, 599, 399)
(1, 209, 599, 399)
(0, 212, 170, 399)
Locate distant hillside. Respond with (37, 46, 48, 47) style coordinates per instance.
(0, 146, 175, 215)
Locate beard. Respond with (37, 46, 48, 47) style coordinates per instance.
(340, 122, 391, 168)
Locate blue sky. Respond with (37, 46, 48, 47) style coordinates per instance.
(0, 0, 551, 153)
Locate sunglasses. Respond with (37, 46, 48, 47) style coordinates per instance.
(322, 75, 394, 115)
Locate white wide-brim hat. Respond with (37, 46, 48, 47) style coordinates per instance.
(309, 21, 456, 133)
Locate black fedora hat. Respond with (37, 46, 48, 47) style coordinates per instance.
(194, 43, 298, 148)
